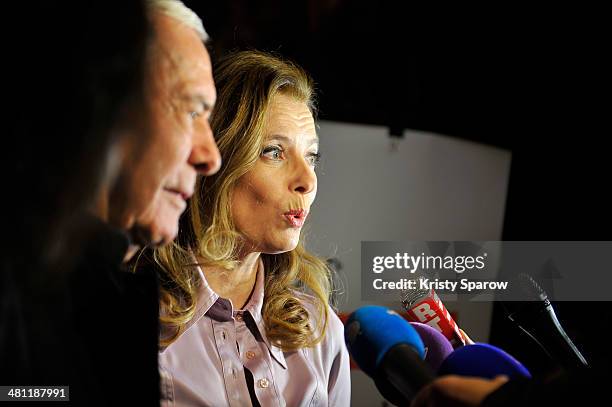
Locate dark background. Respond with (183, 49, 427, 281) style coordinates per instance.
(190, 0, 610, 373)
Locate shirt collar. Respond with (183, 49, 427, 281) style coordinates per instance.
(164, 255, 287, 369)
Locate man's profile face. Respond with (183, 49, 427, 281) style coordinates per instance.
(111, 13, 221, 246)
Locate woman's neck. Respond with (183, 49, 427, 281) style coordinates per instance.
(201, 252, 261, 310)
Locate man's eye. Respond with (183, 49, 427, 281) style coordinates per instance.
(261, 146, 283, 160)
(190, 111, 201, 119)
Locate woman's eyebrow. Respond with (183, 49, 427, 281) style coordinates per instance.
(267, 134, 319, 146)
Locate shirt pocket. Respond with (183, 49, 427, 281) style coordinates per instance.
(300, 348, 326, 407)
(159, 364, 175, 407)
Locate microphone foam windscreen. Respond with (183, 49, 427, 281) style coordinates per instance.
(438, 343, 532, 379)
(410, 322, 454, 371)
(345, 305, 425, 377)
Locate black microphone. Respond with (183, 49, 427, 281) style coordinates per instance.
(502, 273, 588, 370)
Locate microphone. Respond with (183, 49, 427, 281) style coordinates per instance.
(502, 273, 589, 370)
(345, 306, 435, 404)
(438, 343, 532, 379)
(409, 322, 454, 371)
(401, 281, 468, 347)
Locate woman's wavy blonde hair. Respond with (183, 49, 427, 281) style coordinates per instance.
(155, 50, 331, 350)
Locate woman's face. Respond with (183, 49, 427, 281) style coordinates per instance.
(231, 93, 319, 254)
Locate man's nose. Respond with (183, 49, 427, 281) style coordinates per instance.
(189, 120, 221, 175)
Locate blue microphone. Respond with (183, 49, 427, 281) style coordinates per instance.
(345, 305, 435, 403)
(438, 343, 532, 379)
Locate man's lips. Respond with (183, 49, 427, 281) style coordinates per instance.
(283, 209, 308, 228)
(164, 188, 193, 201)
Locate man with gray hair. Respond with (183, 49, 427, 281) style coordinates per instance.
(77, 0, 221, 404)
(104, 0, 220, 252)
(7, 1, 221, 405)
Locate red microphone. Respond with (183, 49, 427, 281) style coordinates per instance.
(401, 284, 468, 348)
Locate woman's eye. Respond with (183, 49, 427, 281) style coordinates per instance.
(307, 152, 321, 167)
(190, 111, 200, 119)
(261, 146, 284, 160)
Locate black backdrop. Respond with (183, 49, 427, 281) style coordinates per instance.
(187, 0, 611, 372)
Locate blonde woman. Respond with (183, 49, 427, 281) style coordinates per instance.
(154, 50, 351, 406)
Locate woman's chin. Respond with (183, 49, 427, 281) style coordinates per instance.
(260, 238, 300, 255)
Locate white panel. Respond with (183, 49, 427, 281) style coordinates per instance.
(303, 120, 511, 406)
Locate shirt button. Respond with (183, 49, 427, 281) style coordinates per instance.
(257, 378, 270, 389)
(220, 331, 226, 341)
(246, 351, 256, 359)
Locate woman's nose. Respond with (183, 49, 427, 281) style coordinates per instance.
(290, 157, 316, 195)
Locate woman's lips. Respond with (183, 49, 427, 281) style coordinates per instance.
(283, 209, 308, 228)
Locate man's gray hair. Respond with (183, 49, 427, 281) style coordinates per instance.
(147, 0, 208, 41)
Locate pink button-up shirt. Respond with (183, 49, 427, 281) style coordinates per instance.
(159, 258, 351, 407)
